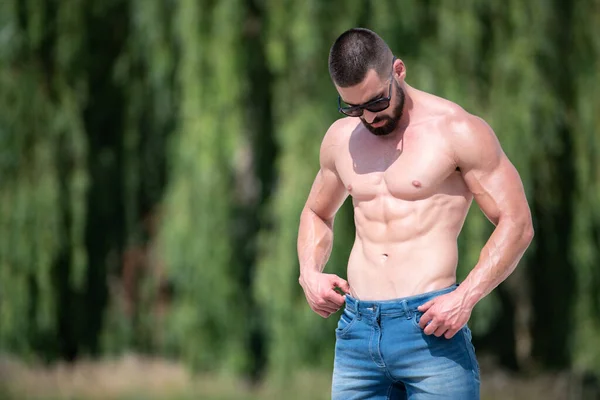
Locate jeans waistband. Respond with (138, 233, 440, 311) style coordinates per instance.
(344, 284, 458, 317)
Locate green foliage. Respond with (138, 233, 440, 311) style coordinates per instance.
(156, 0, 248, 373)
(570, 0, 600, 372)
(0, 0, 88, 357)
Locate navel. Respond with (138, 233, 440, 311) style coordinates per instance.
(381, 253, 388, 262)
(412, 180, 422, 188)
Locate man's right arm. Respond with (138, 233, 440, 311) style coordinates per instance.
(297, 122, 350, 318)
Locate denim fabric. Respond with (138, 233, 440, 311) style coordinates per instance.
(332, 284, 480, 399)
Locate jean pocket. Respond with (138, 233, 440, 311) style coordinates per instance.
(412, 311, 444, 335)
(412, 310, 424, 330)
(336, 308, 358, 337)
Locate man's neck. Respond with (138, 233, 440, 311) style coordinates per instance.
(390, 84, 413, 138)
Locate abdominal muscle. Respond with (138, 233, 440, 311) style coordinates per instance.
(346, 195, 470, 301)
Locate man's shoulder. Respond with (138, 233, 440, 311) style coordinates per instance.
(416, 91, 501, 159)
(412, 90, 472, 132)
(419, 91, 471, 126)
(429, 100, 503, 167)
(319, 117, 358, 169)
(325, 117, 360, 140)
(321, 117, 359, 150)
(443, 108, 496, 146)
(421, 95, 489, 140)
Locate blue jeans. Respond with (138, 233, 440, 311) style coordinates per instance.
(332, 285, 480, 399)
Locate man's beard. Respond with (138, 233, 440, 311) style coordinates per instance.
(362, 83, 405, 137)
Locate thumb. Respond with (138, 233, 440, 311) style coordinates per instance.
(332, 276, 351, 294)
(418, 299, 435, 312)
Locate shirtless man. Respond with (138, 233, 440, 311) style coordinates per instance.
(297, 28, 534, 399)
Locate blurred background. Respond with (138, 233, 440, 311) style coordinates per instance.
(1, 0, 599, 399)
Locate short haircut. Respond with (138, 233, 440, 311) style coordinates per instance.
(328, 28, 394, 87)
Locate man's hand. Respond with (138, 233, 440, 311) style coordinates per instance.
(417, 291, 473, 339)
(299, 272, 350, 318)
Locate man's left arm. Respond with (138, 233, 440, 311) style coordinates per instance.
(418, 113, 534, 339)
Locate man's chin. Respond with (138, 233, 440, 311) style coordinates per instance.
(364, 120, 396, 136)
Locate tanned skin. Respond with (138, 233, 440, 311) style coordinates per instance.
(297, 58, 534, 339)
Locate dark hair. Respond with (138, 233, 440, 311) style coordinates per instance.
(328, 28, 393, 87)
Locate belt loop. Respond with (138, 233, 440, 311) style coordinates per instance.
(356, 299, 361, 320)
(402, 300, 412, 320)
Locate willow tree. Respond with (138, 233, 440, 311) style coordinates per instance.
(156, 0, 249, 373)
(570, 0, 600, 373)
(98, 0, 176, 354)
(0, 0, 174, 361)
(0, 0, 89, 359)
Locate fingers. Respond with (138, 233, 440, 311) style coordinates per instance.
(444, 329, 460, 339)
(433, 325, 448, 337)
(419, 310, 432, 330)
(420, 314, 461, 338)
(314, 304, 340, 318)
(417, 299, 434, 313)
(321, 304, 340, 314)
(417, 301, 435, 330)
(423, 319, 452, 337)
(323, 289, 346, 308)
(303, 273, 351, 318)
(423, 318, 439, 335)
(418, 309, 443, 335)
(312, 292, 343, 318)
(333, 277, 351, 294)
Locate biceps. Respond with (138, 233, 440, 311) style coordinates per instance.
(463, 157, 529, 226)
(305, 168, 348, 222)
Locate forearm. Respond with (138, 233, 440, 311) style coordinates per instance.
(457, 216, 534, 308)
(297, 207, 334, 277)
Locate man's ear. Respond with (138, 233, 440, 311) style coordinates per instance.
(394, 58, 407, 82)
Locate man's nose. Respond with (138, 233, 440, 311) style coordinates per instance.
(362, 110, 377, 123)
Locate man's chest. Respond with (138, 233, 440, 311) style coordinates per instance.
(335, 133, 460, 201)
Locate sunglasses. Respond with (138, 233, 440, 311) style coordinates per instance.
(338, 57, 396, 118)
